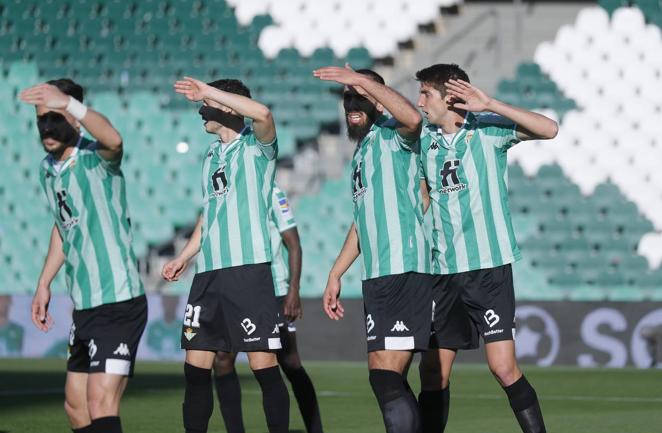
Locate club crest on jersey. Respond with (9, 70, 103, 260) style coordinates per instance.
(183, 327, 197, 341)
(439, 159, 467, 194)
(465, 131, 475, 145)
(352, 160, 367, 202)
(211, 165, 229, 197)
(56, 190, 79, 230)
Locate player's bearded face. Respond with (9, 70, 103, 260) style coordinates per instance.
(343, 90, 379, 141)
(36, 109, 79, 156)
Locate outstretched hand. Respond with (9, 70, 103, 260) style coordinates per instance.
(444, 79, 493, 112)
(19, 83, 70, 108)
(313, 63, 364, 87)
(174, 77, 210, 102)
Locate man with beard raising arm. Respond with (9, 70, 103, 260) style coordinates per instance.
(315, 66, 431, 433)
(21, 79, 147, 433)
(416, 64, 557, 433)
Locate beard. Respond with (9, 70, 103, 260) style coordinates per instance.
(346, 109, 378, 142)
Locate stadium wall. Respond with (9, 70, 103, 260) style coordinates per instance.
(1, 295, 661, 368)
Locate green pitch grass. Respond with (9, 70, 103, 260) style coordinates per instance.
(1, 359, 661, 432)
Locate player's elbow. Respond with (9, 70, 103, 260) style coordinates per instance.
(254, 106, 273, 125)
(403, 111, 423, 134)
(541, 120, 559, 140)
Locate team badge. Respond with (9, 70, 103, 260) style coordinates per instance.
(183, 327, 197, 341)
(465, 131, 474, 145)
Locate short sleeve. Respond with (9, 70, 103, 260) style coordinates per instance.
(379, 117, 420, 153)
(86, 141, 123, 172)
(271, 188, 296, 233)
(477, 113, 520, 151)
(251, 131, 279, 161)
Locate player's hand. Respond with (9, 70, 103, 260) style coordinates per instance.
(313, 63, 364, 87)
(174, 77, 210, 102)
(31, 286, 54, 332)
(444, 79, 493, 112)
(283, 288, 302, 322)
(19, 83, 70, 108)
(162, 257, 188, 281)
(322, 276, 344, 320)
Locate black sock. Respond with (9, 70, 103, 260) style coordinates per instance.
(90, 416, 122, 433)
(72, 425, 94, 433)
(253, 366, 290, 433)
(283, 366, 323, 433)
(503, 375, 546, 433)
(214, 370, 246, 433)
(183, 363, 213, 433)
(369, 369, 421, 433)
(418, 386, 450, 433)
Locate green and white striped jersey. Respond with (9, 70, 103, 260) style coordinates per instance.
(196, 126, 278, 273)
(351, 116, 430, 280)
(420, 112, 522, 275)
(269, 184, 297, 297)
(39, 136, 144, 310)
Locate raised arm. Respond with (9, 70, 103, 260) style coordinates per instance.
(32, 224, 65, 332)
(162, 216, 203, 282)
(19, 84, 123, 161)
(323, 223, 360, 320)
(313, 66, 422, 140)
(174, 76, 276, 144)
(444, 79, 559, 141)
(281, 227, 303, 320)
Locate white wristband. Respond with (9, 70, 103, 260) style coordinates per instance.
(65, 96, 88, 120)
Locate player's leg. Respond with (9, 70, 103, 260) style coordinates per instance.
(212, 351, 245, 433)
(364, 272, 433, 433)
(368, 350, 420, 433)
(65, 372, 91, 432)
(418, 348, 457, 433)
(419, 274, 479, 433)
(247, 351, 290, 433)
(86, 373, 128, 433)
(183, 350, 217, 433)
(486, 341, 545, 433)
(277, 325, 323, 433)
(464, 265, 546, 433)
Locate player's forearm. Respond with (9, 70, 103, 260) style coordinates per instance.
(486, 98, 559, 140)
(287, 244, 302, 293)
(178, 217, 203, 262)
(79, 109, 123, 157)
(358, 76, 422, 137)
(204, 86, 272, 125)
(329, 224, 360, 280)
(37, 226, 65, 288)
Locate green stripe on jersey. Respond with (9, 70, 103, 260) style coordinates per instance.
(39, 137, 144, 310)
(420, 112, 522, 275)
(351, 116, 430, 280)
(269, 184, 297, 296)
(196, 127, 278, 273)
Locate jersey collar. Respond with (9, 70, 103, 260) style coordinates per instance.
(426, 112, 475, 149)
(43, 134, 84, 176)
(214, 125, 250, 154)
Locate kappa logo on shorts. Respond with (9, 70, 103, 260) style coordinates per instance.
(184, 327, 197, 341)
(241, 318, 257, 335)
(365, 314, 375, 334)
(484, 309, 501, 328)
(88, 339, 97, 359)
(113, 343, 130, 357)
(272, 324, 280, 334)
(390, 321, 410, 332)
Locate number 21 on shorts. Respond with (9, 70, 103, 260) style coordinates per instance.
(184, 304, 201, 328)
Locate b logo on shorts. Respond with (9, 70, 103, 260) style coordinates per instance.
(366, 314, 375, 333)
(241, 318, 256, 335)
(88, 339, 97, 359)
(484, 309, 500, 328)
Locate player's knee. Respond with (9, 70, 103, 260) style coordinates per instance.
(277, 352, 302, 374)
(213, 352, 236, 376)
(64, 399, 87, 424)
(489, 361, 520, 386)
(86, 391, 118, 418)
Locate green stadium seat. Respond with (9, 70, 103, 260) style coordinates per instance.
(7, 61, 39, 89)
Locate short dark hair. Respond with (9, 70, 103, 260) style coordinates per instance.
(47, 78, 84, 102)
(415, 64, 470, 94)
(355, 69, 385, 85)
(207, 79, 251, 98)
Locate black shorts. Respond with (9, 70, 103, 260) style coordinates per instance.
(362, 272, 432, 353)
(429, 274, 480, 350)
(276, 295, 296, 333)
(68, 295, 147, 377)
(434, 264, 516, 345)
(181, 263, 282, 353)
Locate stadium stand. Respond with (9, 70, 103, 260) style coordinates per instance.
(1, 1, 660, 303)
